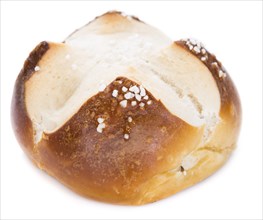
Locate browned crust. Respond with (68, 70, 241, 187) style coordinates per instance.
(35, 77, 202, 204)
(11, 41, 49, 161)
(12, 13, 242, 205)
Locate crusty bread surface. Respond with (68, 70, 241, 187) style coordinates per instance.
(12, 11, 241, 205)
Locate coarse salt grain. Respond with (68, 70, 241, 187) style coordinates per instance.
(131, 101, 137, 106)
(97, 123, 105, 133)
(139, 85, 146, 97)
(97, 127, 103, 133)
(201, 48, 206, 54)
(139, 102, 145, 108)
(143, 95, 149, 100)
(129, 85, 140, 94)
(97, 118, 104, 123)
(100, 123, 105, 128)
(124, 134, 129, 139)
(128, 117, 132, 123)
(122, 86, 128, 92)
(124, 92, 135, 99)
(193, 46, 201, 54)
(120, 100, 127, 108)
(211, 62, 218, 67)
(112, 89, 118, 97)
(188, 45, 193, 50)
(147, 100, 152, 105)
(135, 94, 142, 101)
(219, 70, 226, 78)
(34, 66, 40, 71)
(201, 56, 207, 61)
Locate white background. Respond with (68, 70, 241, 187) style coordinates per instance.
(1, 1, 262, 219)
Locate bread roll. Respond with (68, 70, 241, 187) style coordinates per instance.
(11, 11, 241, 205)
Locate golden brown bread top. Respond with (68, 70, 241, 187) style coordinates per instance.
(11, 11, 241, 205)
(37, 77, 202, 203)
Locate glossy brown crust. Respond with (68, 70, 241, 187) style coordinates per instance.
(11, 41, 49, 162)
(12, 13, 241, 205)
(35, 77, 202, 204)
